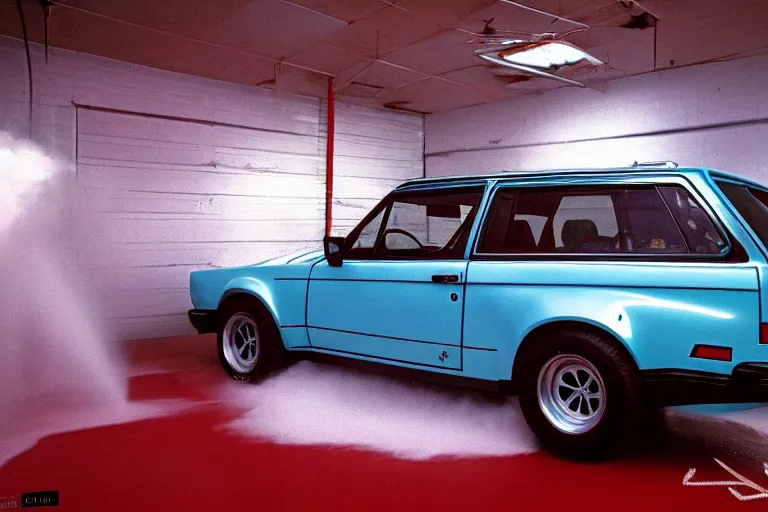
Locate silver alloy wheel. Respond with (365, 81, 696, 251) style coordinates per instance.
(222, 313, 260, 374)
(537, 354, 606, 434)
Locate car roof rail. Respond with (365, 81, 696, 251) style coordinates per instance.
(631, 160, 678, 169)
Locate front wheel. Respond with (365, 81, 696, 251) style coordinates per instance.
(217, 297, 281, 381)
(517, 330, 643, 460)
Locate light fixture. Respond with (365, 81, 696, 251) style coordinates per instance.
(474, 39, 603, 87)
(499, 41, 602, 70)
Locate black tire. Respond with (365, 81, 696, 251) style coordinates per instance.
(216, 295, 283, 382)
(516, 329, 643, 460)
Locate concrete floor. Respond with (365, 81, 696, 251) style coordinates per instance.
(1, 334, 767, 511)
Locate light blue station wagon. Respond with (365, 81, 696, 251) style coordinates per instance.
(188, 162, 768, 458)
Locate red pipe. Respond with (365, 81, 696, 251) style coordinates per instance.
(325, 76, 335, 237)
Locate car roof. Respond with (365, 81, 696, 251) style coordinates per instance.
(395, 164, 768, 192)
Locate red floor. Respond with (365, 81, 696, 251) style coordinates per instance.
(2, 335, 767, 511)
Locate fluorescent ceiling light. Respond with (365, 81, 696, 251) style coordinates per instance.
(500, 41, 602, 70)
(477, 53, 586, 87)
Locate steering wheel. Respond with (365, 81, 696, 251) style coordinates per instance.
(382, 228, 423, 249)
(610, 230, 636, 253)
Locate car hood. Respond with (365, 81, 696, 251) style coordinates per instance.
(254, 248, 324, 267)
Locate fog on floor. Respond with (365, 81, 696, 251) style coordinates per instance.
(220, 360, 539, 460)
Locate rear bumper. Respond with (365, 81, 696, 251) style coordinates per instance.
(643, 363, 768, 406)
(188, 309, 217, 334)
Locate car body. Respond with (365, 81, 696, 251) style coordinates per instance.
(188, 163, 768, 458)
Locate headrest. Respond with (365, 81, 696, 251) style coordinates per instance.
(562, 219, 598, 250)
(505, 219, 536, 251)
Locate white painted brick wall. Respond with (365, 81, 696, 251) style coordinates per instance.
(425, 54, 768, 184)
(0, 36, 423, 341)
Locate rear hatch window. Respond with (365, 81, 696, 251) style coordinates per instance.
(715, 181, 768, 249)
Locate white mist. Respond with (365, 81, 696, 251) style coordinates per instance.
(221, 361, 540, 460)
(0, 134, 175, 466)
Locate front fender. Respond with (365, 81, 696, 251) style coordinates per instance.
(220, 277, 282, 327)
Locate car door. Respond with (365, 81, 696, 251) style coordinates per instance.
(306, 186, 485, 370)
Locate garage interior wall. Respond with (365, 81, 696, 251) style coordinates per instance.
(425, 53, 768, 184)
(0, 36, 424, 341)
(321, 101, 425, 237)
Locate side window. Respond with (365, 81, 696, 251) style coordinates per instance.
(553, 195, 618, 251)
(477, 189, 517, 253)
(477, 188, 621, 254)
(428, 204, 474, 246)
(345, 208, 385, 259)
(514, 214, 547, 245)
(386, 201, 428, 249)
(477, 185, 723, 256)
(658, 186, 726, 254)
(378, 189, 483, 260)
(616, 188, 689, 253)
(715, 181, 768, 249)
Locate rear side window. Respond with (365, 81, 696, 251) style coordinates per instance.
(658, 186, 727, 254)
(553, 195, 618, 248)
(716, 181, 768, 249)
(477, 185, 725, 256)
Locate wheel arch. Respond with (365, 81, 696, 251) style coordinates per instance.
(511, 319, 640, 387)
(218, 279, 283, 343)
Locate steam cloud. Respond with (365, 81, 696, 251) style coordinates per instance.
(0, 134, 178, 466)
(220, 361, 540, 460)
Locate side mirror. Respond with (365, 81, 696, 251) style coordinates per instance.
(323, 235, 345, 267)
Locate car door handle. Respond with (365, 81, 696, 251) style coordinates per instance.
(431, 274, 459, 284)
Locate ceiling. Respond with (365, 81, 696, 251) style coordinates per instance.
(3, 0, 768, 113)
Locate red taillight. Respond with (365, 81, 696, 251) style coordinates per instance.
(690, 344, 732, 362)
(761, 323, 768, 344)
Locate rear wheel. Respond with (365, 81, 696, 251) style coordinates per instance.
(217, 296, 282, 381)
(537, 354, 606, 435)
(517, 329, 643, 460)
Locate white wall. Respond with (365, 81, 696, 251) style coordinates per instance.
(0, 36, 423, 340)
(322, 101, 425, 237)
(426, 54, 768, 184)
